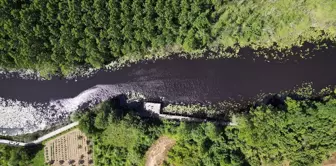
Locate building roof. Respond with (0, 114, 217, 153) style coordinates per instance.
(144, 102, 161, 114)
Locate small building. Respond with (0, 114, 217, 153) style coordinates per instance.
(44, 129, 93, 166)
(144, 102, 161, 115)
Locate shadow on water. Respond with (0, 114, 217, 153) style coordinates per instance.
(0, 44, 335, 104)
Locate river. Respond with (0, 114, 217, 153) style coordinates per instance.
(0, 48, 335, 135)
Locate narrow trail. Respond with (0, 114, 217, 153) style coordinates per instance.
(145, 136, 176, 166)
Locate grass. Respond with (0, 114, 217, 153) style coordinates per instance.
(31, 148, 45, 166)
(162, 103, 218, 117)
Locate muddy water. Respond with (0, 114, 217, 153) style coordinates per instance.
(0, 49, 335, 104)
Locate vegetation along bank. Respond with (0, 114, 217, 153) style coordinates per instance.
(1, 0, 336, 76)
(1, 86, 336, 165)
(76, 92, 336, 166)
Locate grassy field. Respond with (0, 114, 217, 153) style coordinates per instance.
(31, 148, 45, 166)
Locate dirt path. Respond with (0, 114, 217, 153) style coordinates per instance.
(145, 136, 176, 166)
(323, 153, 336, 166)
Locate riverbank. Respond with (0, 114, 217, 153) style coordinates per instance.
(1, 41, 333, 81)
(1, 49, 336, 135)
(1, 0, 336, 77)
(78, 94, 336, 166)
(1, 46, 336, 102)
(0, 122, 79, 146)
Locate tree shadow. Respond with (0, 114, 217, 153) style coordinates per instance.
(24, 144, 44, 160)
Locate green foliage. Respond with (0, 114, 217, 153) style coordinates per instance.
(293, 83, 314, 98)
(163, 103, 219, 117)
(212, 0, 336, 49)
(3, 94, 336, 166)
(2, 0, 335, 75)
(101, 119, 140, 149)
(78, 111, 99, 135)
(166, 122, 244, 166)
(227, 98, 336, 166)
(0, 145, 35, 166)
(31, 148, 45, 166)
(0, 0, 214, 75)
(77, 100, 244, 166)
(78, 102, 158, 166)
(78, 94, 336, 166)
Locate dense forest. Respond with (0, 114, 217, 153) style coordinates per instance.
(0, 144, 40, 166)
(73, 95, 336, 166)
(1, 0, 336, 75)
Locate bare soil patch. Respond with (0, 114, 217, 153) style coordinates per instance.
(145, 136, 176, 166)
(44, 129, 93, 166)
(323, 153, 336, 166)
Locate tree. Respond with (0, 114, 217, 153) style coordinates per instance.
(94, 111, 109, 130)
(78, 111, 98, 135)
(1, 0, 336, 76)
(227, 98, 336, 166)
(0, 145, 32, 166)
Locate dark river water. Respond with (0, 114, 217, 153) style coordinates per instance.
(0, 48, 335, 103)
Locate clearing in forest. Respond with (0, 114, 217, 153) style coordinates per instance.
(145, 136, 176, 166)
